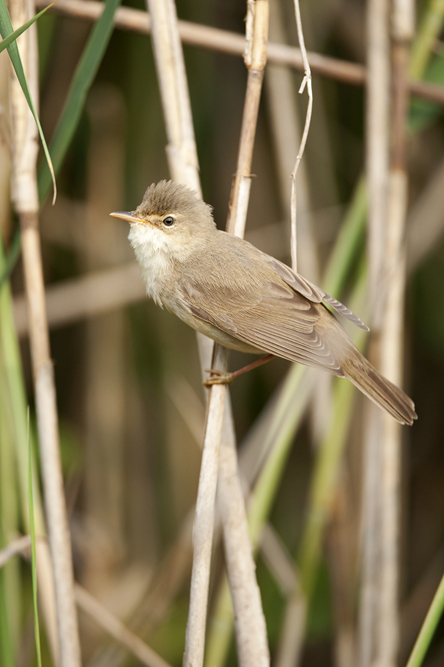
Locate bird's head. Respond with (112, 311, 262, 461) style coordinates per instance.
(110, 180, 216, 260)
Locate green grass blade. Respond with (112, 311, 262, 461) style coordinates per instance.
(0, 522, 15, 667)
(0, 231, 21, 293)
(0, 371, 21, 667)
(322, 177, 367, 298)
(0, 237, 45, 535)
(410, 0, 444, 79)
(0, 0, 56, 54)
(409, 52, 444, 132)
(28, 415, 42, 667)
(38, 0, 122, 202)
(0, 0, 57, 203)
(406, 572, 444, 667)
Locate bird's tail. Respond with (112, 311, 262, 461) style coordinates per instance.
(342, 351, 417, 425)
(314, 308, 417, 425)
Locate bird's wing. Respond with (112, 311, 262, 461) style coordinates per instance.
(267, 257, 370, 332)
(178, 271, 345, 375)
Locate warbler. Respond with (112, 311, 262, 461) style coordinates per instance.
(111, 180, 416, 425)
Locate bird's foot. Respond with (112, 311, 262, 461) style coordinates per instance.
(203, 354, 275, 387)
(203, 369, 235, 387)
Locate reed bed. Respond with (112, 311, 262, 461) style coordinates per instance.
(1, 1, 444, 666)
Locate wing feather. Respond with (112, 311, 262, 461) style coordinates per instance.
(176, 234, 366, 376)
(180, 271, 344, 375)
(268, 256, 369, 331)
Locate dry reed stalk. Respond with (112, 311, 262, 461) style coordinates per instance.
(259, 523, 299, 597)
(217, 402, 270, 667)
(183, 343, 230, 667)
(142, 12, 229, 652)
(143, 0, 207, 375)
(265, 0, 317, 284)
(9, 0, 80, 665)
(359, 1, 391, 665)
(212, 11, 271, 663)
(406, 156, 444, 271)
(359, 0, 413, 666)
(145, 1, 269, 665)
(266, 0, 334, 447)
(122, 382, 306, 667)
(365, 0, 390, 323)
(82, 88, 127, 604)
(88, 512, 195, 667)
(268, 4, 323, 666)
(75, 585, 173, 667)
(188, 0, 271, 660)
(286, 0, 334, 445)
(128, 2, 215, 661)
(289, 0, 312, 274)
(166, 375, 205, 445)
(226, 0, 269, 238)
(36, 539, 60, 661)
(261, 4, 313, 664)
(275, 596, 307, 667)
(0, 534, 32, 568)
(34, 0, 444, 105)
(12, 261, 145, 335)
(376, 1, 413, 664)
(261, 526, 306, 667)
(145, 0, 200, 193)
(0, 539, 58, 663)
(6, 6, 271, 658)
(326, 484, 356, 667)
(0, 537, 168, 667)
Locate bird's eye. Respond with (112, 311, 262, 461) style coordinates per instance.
(163, 216, 175, 227)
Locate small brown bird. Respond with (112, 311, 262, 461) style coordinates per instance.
(111, 180, 417, 425)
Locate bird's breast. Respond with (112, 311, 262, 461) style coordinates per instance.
(128, 224, 175, 306)
(132, 243, 173, 307)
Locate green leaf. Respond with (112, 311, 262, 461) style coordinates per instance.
(0, 0, 57, 203)
(406, 572, 444, 667)
(0, 525, 14, 667)
(0, 231, 21, 293)
(409, 51, 444, 132)
(0, 0, 56, 55)
(28, 415, 42, 667)
(38, 0, 122, 202)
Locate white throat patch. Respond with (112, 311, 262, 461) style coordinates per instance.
(128, 223, 172, 305)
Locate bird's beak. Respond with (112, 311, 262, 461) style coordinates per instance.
(110, 211, 147, 225)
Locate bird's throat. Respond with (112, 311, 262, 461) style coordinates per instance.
(129, 224, 173, 306)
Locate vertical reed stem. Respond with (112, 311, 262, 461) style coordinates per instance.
(359, 1, 390, 663)
(359, 1, 413, 666)
(377, 0, 413, 663)
(145, 1, 269, 665)
(9, 0, 81, 665)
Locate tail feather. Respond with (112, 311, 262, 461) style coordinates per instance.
(343, 354, 417, 425)
(315, 310, 417, 425)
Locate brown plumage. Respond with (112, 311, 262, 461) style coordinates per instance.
(111, 180, 417, 426)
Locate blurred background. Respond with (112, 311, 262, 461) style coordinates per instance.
(1, 0, 444, 665)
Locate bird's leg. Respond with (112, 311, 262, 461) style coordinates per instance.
(204, 354, 275, 387)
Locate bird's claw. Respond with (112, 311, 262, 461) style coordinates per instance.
(203, 369, 235, 387)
